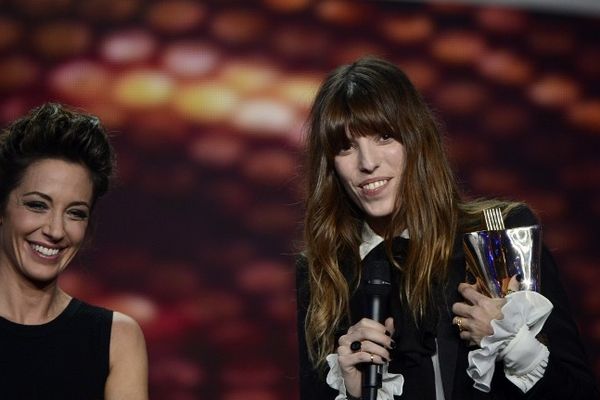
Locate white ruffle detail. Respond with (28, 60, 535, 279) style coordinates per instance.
(326, 354, 405, 400)
(467, 291, 553, 393)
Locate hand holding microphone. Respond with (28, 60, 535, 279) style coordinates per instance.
(336, 260, 394, 400)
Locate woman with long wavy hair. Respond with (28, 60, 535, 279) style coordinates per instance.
(296, 56, 597, 400)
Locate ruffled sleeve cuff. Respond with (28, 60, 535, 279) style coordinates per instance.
(467, 291, 553, 393)
(325, 354, 405, 400)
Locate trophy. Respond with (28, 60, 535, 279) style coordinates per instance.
(463, 208, 542, 298)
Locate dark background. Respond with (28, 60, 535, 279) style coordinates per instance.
(0, 0, 598, 398)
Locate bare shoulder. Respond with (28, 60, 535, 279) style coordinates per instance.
(111, 312, 145, 345)
(106, 312, 148, 400)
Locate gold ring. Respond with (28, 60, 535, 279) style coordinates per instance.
(370, 354, 374, 363)
(506, 289, 515, 296)
(455, 317, 465, 332)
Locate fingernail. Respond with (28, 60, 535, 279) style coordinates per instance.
(385, 330, 391, 337)
(516, 274, 523, 282)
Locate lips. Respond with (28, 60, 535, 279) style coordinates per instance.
(29, 242, 62, 258)
(358, 178, 391, 195)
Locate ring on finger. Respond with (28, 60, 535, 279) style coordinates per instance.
(370, 354, 374, 363)
(454, 316, 466, 332)
(350, 341, 362, 352)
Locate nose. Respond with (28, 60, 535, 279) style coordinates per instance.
(357, 140, 380, 173)
(42, 213, 65, 241)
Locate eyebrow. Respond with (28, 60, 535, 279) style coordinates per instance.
(22, 191, 91, 209)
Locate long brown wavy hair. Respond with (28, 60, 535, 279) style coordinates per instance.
(302, 56, 519, 368)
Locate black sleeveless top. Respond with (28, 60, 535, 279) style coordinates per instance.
(0, 298, 113, 400)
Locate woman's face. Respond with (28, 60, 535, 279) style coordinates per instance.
(0, 158, 93, 284)
(334, 133, 406, 232)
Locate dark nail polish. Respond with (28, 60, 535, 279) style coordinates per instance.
(390, 340, 396, 349)
(516, 274, 523, 282)
(385, 330, 391, 337)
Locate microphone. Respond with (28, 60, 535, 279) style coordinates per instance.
(362, 259, 392, 400)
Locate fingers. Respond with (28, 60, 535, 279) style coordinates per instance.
(384, 317, 395, 337)
(458, 282, 487, 304)
(337, 318, 394, 366)
(341, 318, 394, 349)
(506, 275, 520, 294)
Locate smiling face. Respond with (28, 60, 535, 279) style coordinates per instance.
(334, 133, 406, 234)
(0, 158, 93, 285)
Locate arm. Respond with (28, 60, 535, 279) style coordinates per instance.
(104, 312, 149, 400)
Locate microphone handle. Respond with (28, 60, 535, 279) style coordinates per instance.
(362, 294, 386, 400)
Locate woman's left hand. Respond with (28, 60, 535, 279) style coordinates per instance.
(451, 277, 519, 346)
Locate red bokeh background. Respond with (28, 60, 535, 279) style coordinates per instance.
(0, 1, 598, 398)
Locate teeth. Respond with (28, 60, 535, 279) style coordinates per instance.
(363, 180, 388, 190)
(31, 244, 60, 256)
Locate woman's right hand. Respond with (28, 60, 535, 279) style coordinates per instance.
(336, 317, 395, 398)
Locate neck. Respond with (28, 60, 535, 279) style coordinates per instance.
(0, 264, 70, 325)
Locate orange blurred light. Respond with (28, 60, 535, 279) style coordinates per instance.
(101, 30, 157, 64)
(173, 82, 240, 123)
(162, 42, 221, 78)
(241, 149, 297, 186)
(189, 134, 245, 168)
(262, 0, 312, 13)
(219, 61, 280, 95)
(315, 0, 373, 26)
(32, 21, 91, 59)
(146, 0, 206, 33)
(271, 25, 331, 61)
(233, 98, 299, 136)
(431, 30, 486, 65)
(434, 81, 489, 115)
(275, 74, 322, 109)
(567, 100, 600, 134)
(48, 60, 112, 102)
(113, 70, 175, 108)
(211, 9, 267, 45)
(477, 50, 533, 85)
(331, 41, 385, 66)
(476, 7, 528, 34)
(379, 14, 434, 44)
(528, 75, 581, 108)
(395, 59, 439, 92)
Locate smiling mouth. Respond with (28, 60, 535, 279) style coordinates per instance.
(360, 179, 390, 191)
(30, 243, 61, 257)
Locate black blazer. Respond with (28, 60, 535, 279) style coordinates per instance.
(296, 207, 599, 399)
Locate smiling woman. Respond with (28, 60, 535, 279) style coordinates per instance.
(0, 103, 148, 400)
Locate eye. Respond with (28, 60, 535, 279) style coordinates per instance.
(67, 208, 89, 221)
(379, 133, 393, 141)
(24, 200, 48, 212)
(336, 138, 355, 154)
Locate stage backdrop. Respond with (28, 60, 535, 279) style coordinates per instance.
(0, 1, 598, 398)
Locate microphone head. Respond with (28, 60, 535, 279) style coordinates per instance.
(364, 260, 392, 296)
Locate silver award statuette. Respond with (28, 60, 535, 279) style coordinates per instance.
(463, 225, 542, 298)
